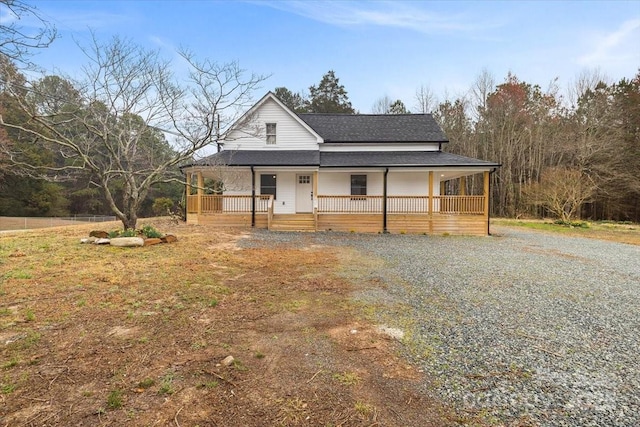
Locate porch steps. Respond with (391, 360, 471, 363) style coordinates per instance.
(270, 214, 316, 232)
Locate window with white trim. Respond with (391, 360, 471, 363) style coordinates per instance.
(351, 175, 367, 196)
(266, 123, 277, 145)
(260, 174, 277, 199)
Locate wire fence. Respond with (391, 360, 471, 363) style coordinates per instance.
(0, 216, 118, 231)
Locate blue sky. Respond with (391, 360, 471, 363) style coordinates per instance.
(7, 0, 640, 112)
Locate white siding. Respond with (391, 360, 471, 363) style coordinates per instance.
(319, 143, 440, 152)
(434, 175, 441, 196)
(388, 171, 429, 195)
(318, 171, 384, 196)
(217, 169, 443, 197)
(224, 98, 319, 151)
(319, 170, 440, 196)
(254, 171, 297, 214)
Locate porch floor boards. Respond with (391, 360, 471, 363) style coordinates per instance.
(270, 214, 316, 232)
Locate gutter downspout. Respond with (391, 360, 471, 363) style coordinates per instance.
(251, 166, 256, 227)
(383, 168, 389, 234)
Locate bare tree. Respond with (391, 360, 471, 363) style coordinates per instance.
(468, 68, 495, 120)
(525, 167, 597, 222)
(567, 68, 609, 108)
(0, 35, 266, 229)
(371, 96, 409, 114)
(0, 0, 57, 66)
(414, 84, 436, 114)
(371, 95, 392, 114)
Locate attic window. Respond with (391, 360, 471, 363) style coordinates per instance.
(266, 123, 277, 145)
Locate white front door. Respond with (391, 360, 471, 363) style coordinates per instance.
(295, 174, 313, 213)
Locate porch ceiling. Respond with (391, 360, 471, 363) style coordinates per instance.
(192, 150, 320, 167)
(320, 151, 500, 168)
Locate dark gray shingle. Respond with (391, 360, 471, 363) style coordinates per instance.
(299, 114, 448, 143)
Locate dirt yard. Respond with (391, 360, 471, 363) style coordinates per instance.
(0, 221, 474, 426)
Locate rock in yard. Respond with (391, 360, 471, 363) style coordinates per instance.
(161, 234, 178, 243)
(110, 237, 144, 247)
(377, 325, 404, 341)
(80, 237, 98, 244)
(89, 230, 109, 238)
(94, 238, 111, 245)
(221, 355, 235, 366)
(144, 238, 162, 246)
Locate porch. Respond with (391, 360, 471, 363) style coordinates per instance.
(186, 193, 489, 235)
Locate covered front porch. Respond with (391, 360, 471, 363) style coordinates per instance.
(185, 170, 492, 235)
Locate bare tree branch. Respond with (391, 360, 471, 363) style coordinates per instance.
(0, 0, 57, 67)
(0, 36, 267, 229)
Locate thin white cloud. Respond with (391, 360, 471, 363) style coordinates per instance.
(149, 35, 176, 52)
(26, 3, 134, 33)
(255, 0, 501, 34)
(53, 11, 134, 31)
(578, 18, 640, 66)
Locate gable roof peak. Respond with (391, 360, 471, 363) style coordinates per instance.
(221, 91, 323, 143)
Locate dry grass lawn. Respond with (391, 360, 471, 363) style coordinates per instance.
(0, 220, 471, 426)
(492, 218, 640, 246)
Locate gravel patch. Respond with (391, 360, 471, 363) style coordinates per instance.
(240, 227, 640, 426)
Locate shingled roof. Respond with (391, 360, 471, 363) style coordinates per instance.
(192, 150, 499, 168)
(298, 113, 448, 143)
(192, 150, 319, 167)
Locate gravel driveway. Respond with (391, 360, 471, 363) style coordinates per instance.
(242, 226, 640, 426)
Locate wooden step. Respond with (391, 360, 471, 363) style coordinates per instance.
(270, 214, 316, 231)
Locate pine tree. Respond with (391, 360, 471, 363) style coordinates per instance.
(274, 87, 309, 113)
(308, 70, 355, 113)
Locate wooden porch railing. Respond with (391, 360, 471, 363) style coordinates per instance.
(318, 195, 485, 215)
(187, 195, 272, 214)
(187, 195, 485, 215)
(317, 195, 384, 213)
(387, 196, 429, 213)
(434, 195, 485, 215)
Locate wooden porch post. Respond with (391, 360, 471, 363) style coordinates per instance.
(483, 171, 490, 234)
(460, 176, 466, 196)
(185, 172, 192, 221)
(313, 170, 318, 231)
(428, 171, 434, 214)
(251, 166, 256, 227)
(428, 171, 434, 234)
(197, 171, 204, 215)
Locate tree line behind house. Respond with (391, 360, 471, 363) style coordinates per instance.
(277, 69, 640, 223)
